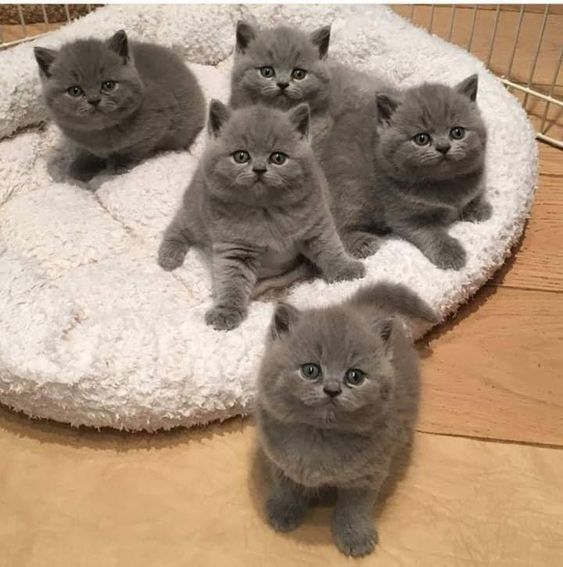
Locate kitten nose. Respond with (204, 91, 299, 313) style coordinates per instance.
(87, 98, 101, 107)
(252, 165, 267, 175)
(323, 386, 342, 398)
(277, 81, 289, 90)
(436, 142, 451, 154)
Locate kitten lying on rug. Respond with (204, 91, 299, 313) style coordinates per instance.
(34, 30, 205, 182)
(256, 282, 436, 557)
(371, 75, 490, 270)
(229, 21, 384, 152)
(158, 101, 364, 331)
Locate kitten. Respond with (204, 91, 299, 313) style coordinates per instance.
(229, 21, 383, 151)
(321, 75, 490, 265)
(34, 30, 206, 181)
(372, 75, 490, 270)
(158, 100, 364, 331)
(255, 282, 436, 557)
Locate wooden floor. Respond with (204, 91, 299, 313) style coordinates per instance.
(1, 5, 562, 566)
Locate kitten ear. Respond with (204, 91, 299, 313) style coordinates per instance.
(288, 103, 310, 139)
(34, 47, 58, 77)
(270, 302, 301, 340)
(108, 30, 129, 61)
(236, 20, 257, 53)
(456, 74, 478, 102)
(310, 25, 331, 59)
(208, 99, 231, 137)
(376, 93, 399, 124)
(375, 317, 398, 353)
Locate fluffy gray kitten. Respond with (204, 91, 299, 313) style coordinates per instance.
(229, 21, 382, 151)
(256, 282, 436, 556)
(158, 101, 364, 331)
(34, 30, 206, 181)
(322, 75, 490, 267)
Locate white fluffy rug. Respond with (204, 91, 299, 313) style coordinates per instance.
(0, 5, 537, 430)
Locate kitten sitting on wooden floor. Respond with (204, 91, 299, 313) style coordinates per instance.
(158, 100, 364, 331)
(34, 30, 205, 182)
(255, 282, 436, 556)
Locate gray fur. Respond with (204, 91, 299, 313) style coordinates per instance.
(322, 75, 490, 268)
(158, 101, 364, 331)
(256, 282, 436, 556)
(35, 30, 206, 181)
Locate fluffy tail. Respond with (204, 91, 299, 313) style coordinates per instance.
(251, 261, 315, 300)
(351, 282, 438, 323)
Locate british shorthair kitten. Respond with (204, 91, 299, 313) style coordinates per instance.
(373, 75, 490, 270)
(256, 282, 436, 556)
(158, 101, 364, 331)
(34, 30, 206, 181)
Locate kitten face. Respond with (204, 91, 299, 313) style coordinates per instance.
(35, 31, 144, 131)
(376, 75, 487, 181)
(259, 304, 396, 432)
(232, 23, 331, 112)
(203, 101, 313, 207)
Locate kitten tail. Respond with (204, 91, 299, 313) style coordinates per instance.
(351, 282, 438, 323)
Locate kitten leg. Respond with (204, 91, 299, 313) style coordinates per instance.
(205, 242, 259, 331)
(341, 230, 381, 260)
(107, 154, 138, 175)
(461, 193, 493, 223)
(301, 222, 365, 283)
(332, 487, 377, 557)
(394, 223, 467, 271)
(158, 209, 193, 272)
(68, 151, 106, 182)
(266, 471, 310, 533)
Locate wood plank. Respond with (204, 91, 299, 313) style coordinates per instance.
(417, 285, 563, 445)
(490, 147, 563, 292)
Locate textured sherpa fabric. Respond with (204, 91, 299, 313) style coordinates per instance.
(0, 5, 537, 430)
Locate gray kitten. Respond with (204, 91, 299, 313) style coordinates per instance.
(229, 22, 383, 151)
(256, 282, 436, 556)
(373, 75, 490, 270)
(322, 75, 490, 267)
(158, 101, 364, 331)
(34, 30, 206, 181)
(230, 21, 331, 114)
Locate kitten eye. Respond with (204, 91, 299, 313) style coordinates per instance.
(292, 68, 307, 80)
(259, 66, 275, 79)
(450, 127, 466, 140)
(413, 133, 431, 146)
(345, 368, 366, 387)
(67, 86, 83, 97)
(300, 363, 321, 381)
(232, 150, 250, 164)
(102, 80, 117, 91)
(269, 152, 287, 165)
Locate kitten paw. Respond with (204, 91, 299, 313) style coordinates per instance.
(266, 496, 307, 533)
(347, 234, 380, 259)
(205, 306, 246, 331)
(463, 200, 493, 223)
(332, 518, 378, 557)
(325, 260, 365, 283)
(428, 237, 467, 271)
(158, 241, 187, 272)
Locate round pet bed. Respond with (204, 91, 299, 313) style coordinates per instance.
(0, 5, 537, 430)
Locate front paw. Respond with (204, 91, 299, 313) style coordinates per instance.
(205, 305, 246, 331)
(266, 496, 307, 533)
(332, 515, 378, 557)
(463, 200, 493, 223)
(158, 241, 187, 272)
(346, 233, 380, 259)
(325, 260, 365, 283)
(428, 237, 467, 271)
